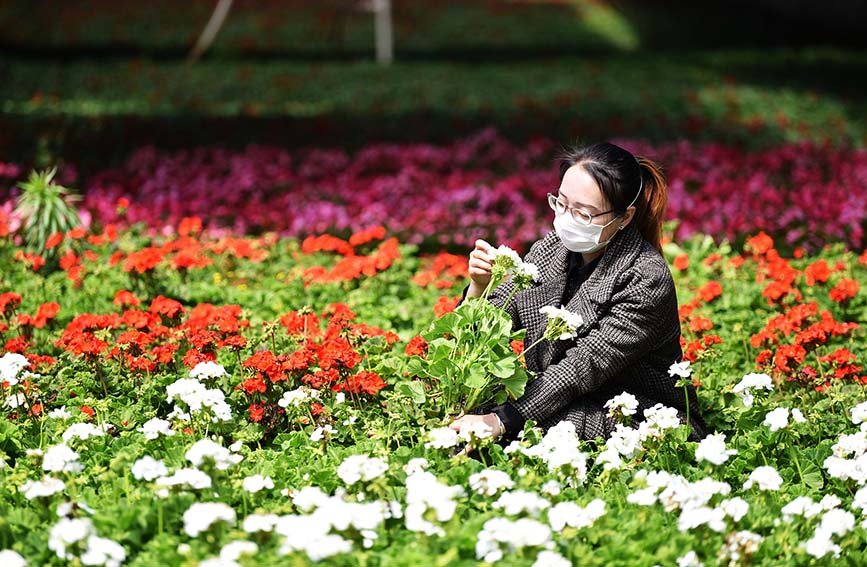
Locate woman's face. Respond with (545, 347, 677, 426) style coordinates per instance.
(558, 164, 632, 243)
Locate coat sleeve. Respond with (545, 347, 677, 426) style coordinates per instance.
(510, 259, 680, 425)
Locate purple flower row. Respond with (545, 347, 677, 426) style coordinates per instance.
(2, 129, 866, 251)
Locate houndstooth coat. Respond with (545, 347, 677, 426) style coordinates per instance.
(466, 222, 707, 441)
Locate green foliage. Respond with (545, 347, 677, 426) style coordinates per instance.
(12, 167, 81, 256)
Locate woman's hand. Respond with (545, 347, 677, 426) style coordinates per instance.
(448, 413, 503, 439)
(467, 239, 495, 297)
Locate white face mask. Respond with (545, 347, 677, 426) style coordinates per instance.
(553, 181, 642, 253)
(554, 212, 621, 253)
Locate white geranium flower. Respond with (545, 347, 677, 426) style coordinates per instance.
(469, 469, 514, 497)
(668, 360, 692, 379)
(220, 540, 258, 562)
(718, 531, 763, 564)
(48, 517, 94, 560)
(533, 550, 571, 567)
(425, 427, 459, 449)
(732, 373, 774, 408)
(458, 421, 493, 442)
(154, 468, 212, 491)
(0, 352, 30, 385)
(48, 406, 73, 420)
(851, 401, 867, 429)
(743, 466, 783, 491)
(242, 475, 274, 494)
(0, 550, 28, 567)
(242, 513, 279, 534)
(493, 245, 522, 271)
(677, 550, 704, 567)
(337, 455, 389, 485)
(20, 476, 66, 500)
(402, 458, 429, 476)
(404, 471, 465, 536)
(80, 535, 126, 567)
(475, 517, 552, 563)
(547, 499, 606, 532)
(278, 388, 310, 408)
(606, 424, 643, 459)
(604, 392, 639, 419)
(137, 417, 175, 440)
(183, 502, 236, 538)
(189, 361, 227, 381)
(42, 444, 83, 474)
(763, 407, 790, 432)
(695, 433, 737, 466)
(718, 497, 749, 522)
(310, 424, 337, 442)
(185, 439, 242, 470)
(539, 305, 583, 341)
(62, 422, 107, 443)
(493, 490, 550, 517)
(131, 456, 168, 481)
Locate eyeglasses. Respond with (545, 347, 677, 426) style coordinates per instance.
(547, 193, 618, 226)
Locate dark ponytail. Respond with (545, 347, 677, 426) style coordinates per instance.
(558, 142, 668, 253)
(634, 156, 667, 253)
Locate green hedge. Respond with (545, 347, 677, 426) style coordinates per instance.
(2, 48, 866, 165)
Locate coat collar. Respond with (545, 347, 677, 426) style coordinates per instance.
(517, 222, 646, 371)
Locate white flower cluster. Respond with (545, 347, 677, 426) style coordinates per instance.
(189, 361, 228, 381)
(0, 550, 27, 567)
(154, 469, 213, 493)
(823, 430, 867, 484)
(310, 424, 337, 442)
(137, 417, 175, 440)
(198, 540, 258, 567)
(668, 360, 692, 379)
(475, 517, 553, 563)
(403, 457, 429, 476)
(278, 387, 320, 408)
(42, 444, 83, 474)
(492, 245, 540, 288)
(604, 391, 639, 421)
(20, 476, 66, 500)
(762, 407, 806, 432)
(732, 372, 774, 408)
(627, 470, 738, 533)
(803, 508, 856, 559)
(425, 427, 459, 449)
(48, 517, 126, 567)
(0, 352, 31, 386)
(166, 378, 232, 423)
(695, 433, 738, 466)
(596, 404, 684, 471)
(717, 530, 762, 565)
(509, 421, 588, 482)
(48, 406, 73, 420)
(337, 455, 389, 486)
(62, 422, 109, 443)
(185, 439, 243, 471)
(493, 490, 551, 517)
(538, 305, 583, 341)
(131, 456, 168, 481)
(742, 466, 784, 491)
(404, 471, 465, 536)
(278, 488, 399, 558)
(184, 502, 237, 537)
(242, 474, 274, 494)
(469, 469, 514, 496)
(852, 401, 867, 432)
(548, 499, 606, 532)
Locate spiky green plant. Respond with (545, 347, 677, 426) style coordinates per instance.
(13, 167, 82, 255)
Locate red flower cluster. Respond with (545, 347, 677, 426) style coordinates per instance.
(411, 252, 469, 289)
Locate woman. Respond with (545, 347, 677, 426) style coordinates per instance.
(450, 141, 707, 442)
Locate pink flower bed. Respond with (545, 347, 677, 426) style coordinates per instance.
(2, 130, 866, 251)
